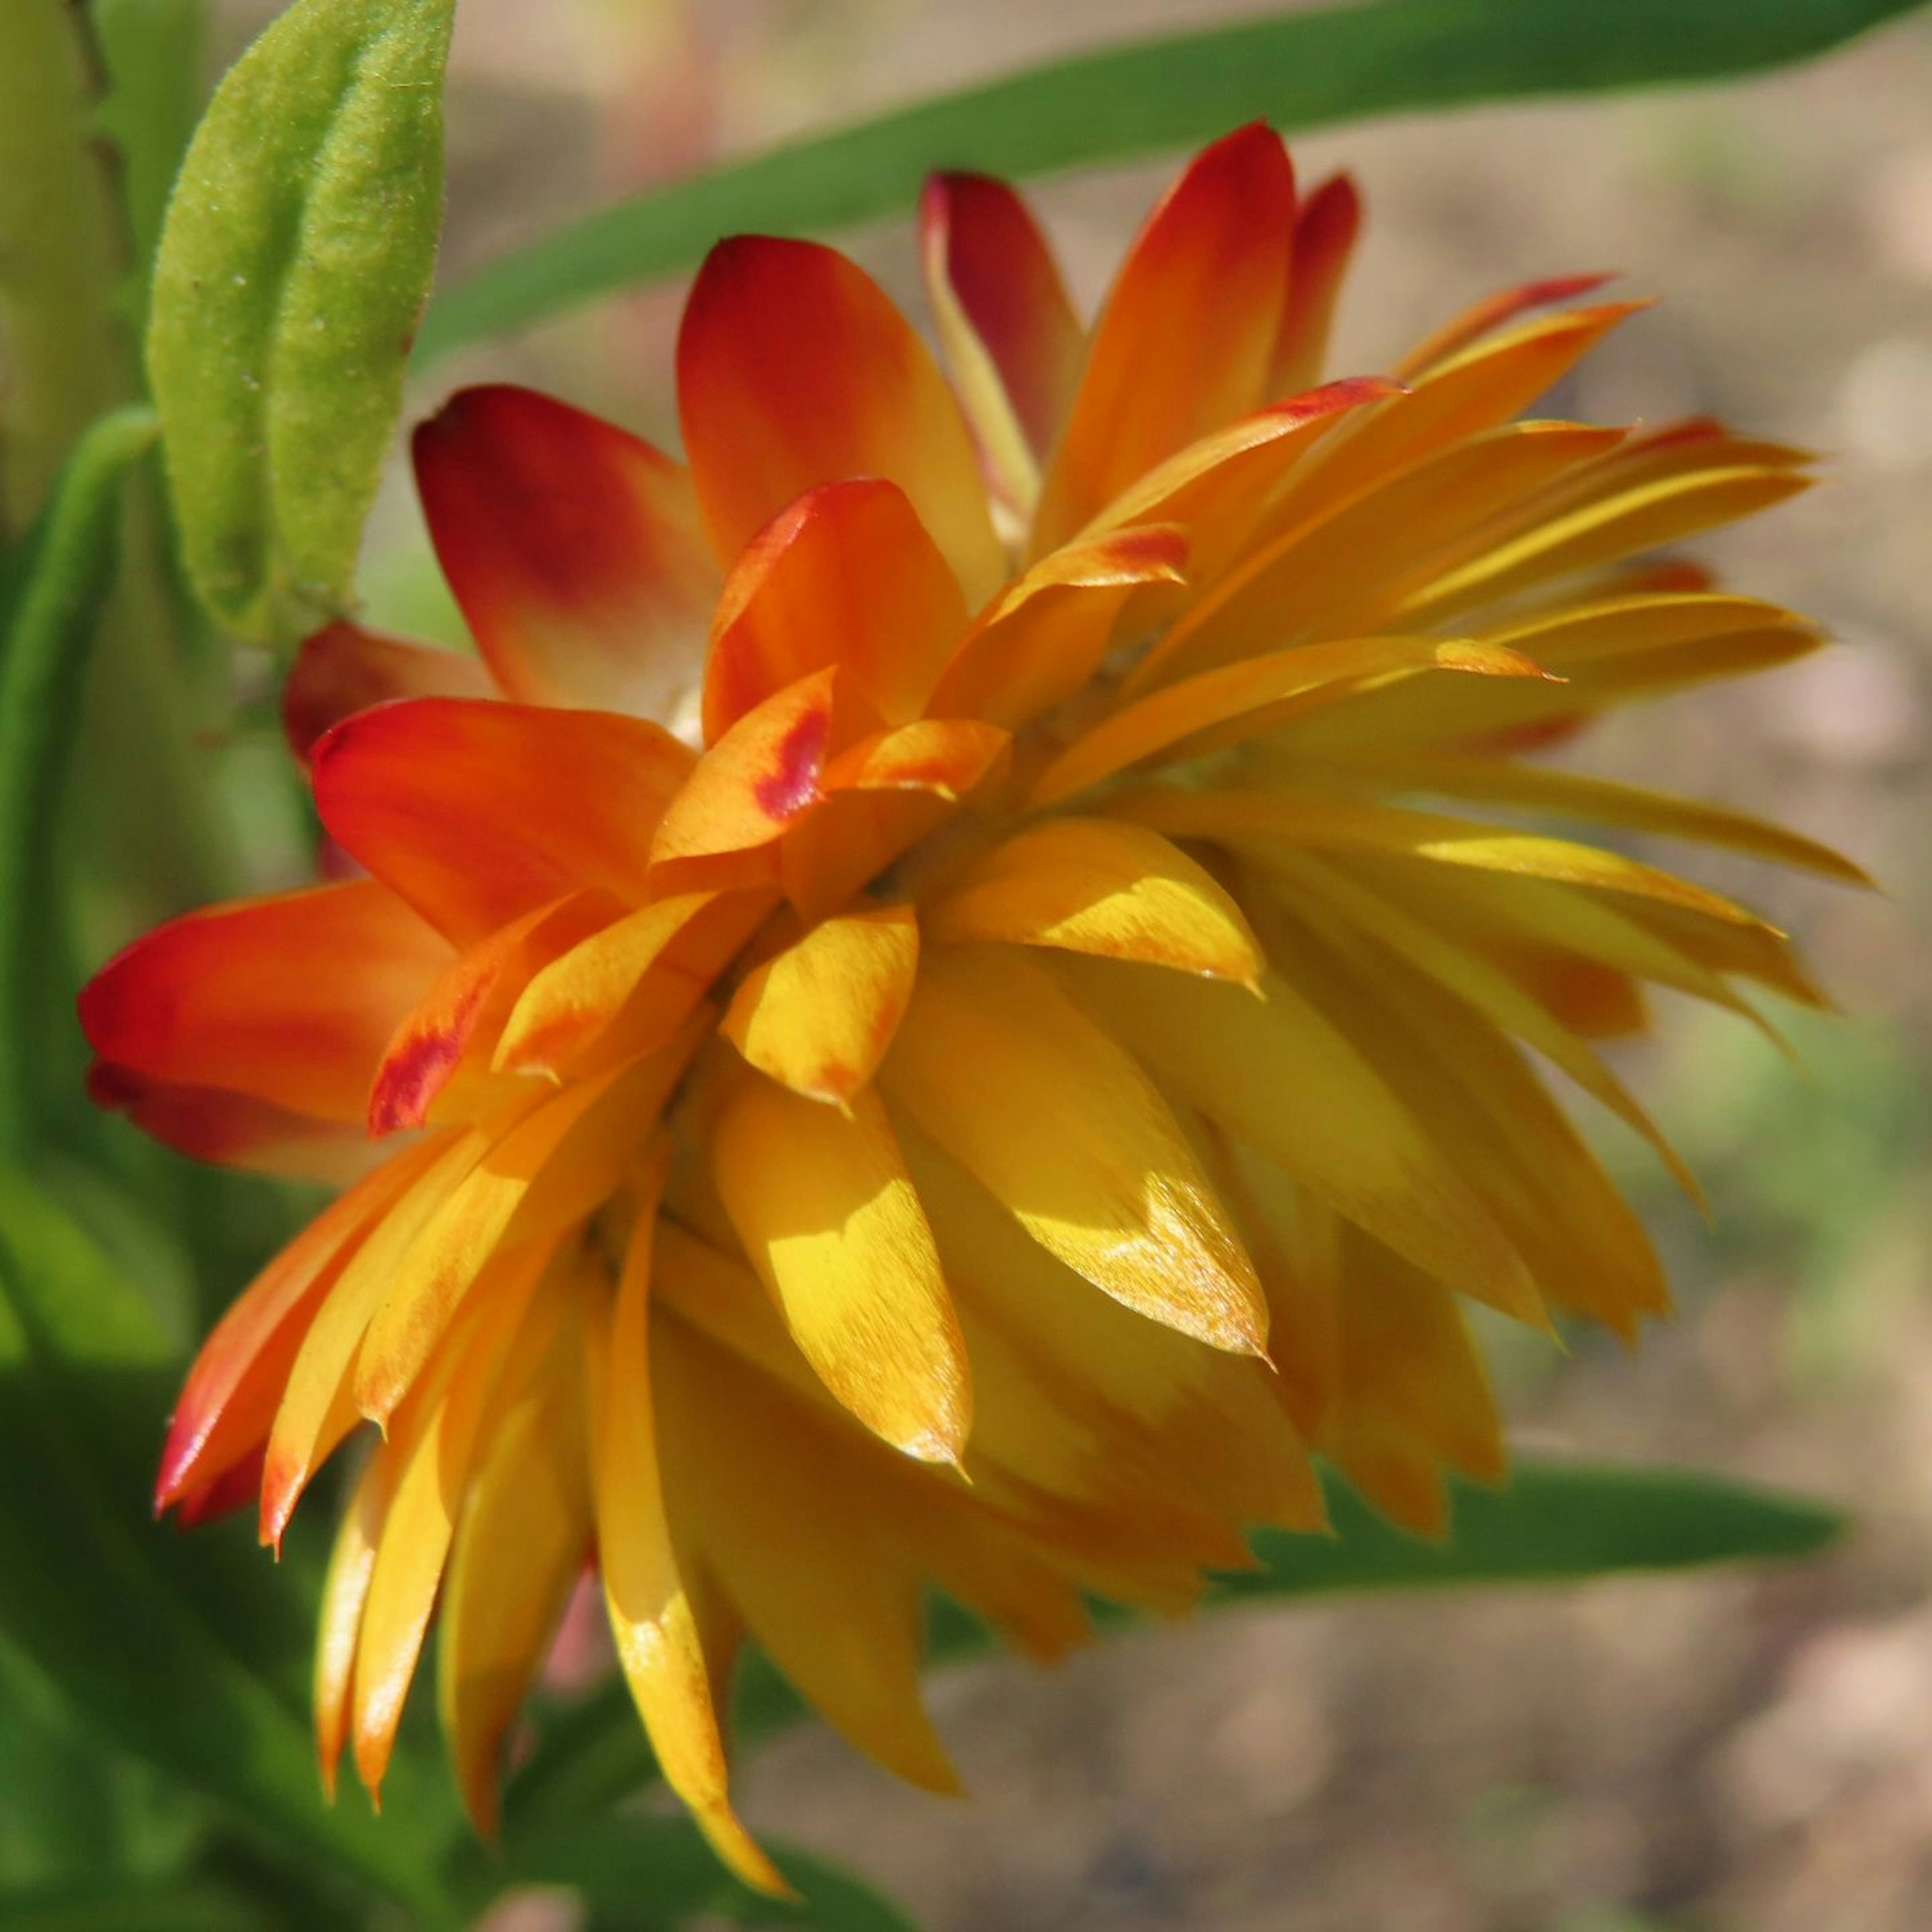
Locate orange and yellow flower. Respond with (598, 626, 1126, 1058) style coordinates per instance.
(81, 126, 1860, 1887)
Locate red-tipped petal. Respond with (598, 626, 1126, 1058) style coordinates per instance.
(283, 622, 496, 767)
(1268, 173, 1362, 397)
(1031, 126, 1297, 553)
(88, 1064, 375, 1183)
(1395, 273, 1617, 381)
(312, 698, 694, 945)
(80, 882, 449, 1123)
(414, 386, 716, 716)
(678, 236, 1003, 604)
(703, 479, 969, 744)
(919, 172, 1085, 511)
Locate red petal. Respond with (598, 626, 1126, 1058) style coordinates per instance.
(414, 385, 715, 715)
(919, 172, 1085, 509)
(79, 882, 448, 1122)
(678, 237, 1003, 604)
(703, 479, 968, 743)
(312, 698, 695, 944)
(283, 622, 496, 767)
(1030, 126, 1297, 553)
(1268, 173, 1362, 397)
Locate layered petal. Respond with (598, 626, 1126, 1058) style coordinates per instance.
(414, 385, 715, 715)
(283, 621, 495, 766)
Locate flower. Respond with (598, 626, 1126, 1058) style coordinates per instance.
(80, 126, 1860, 1887)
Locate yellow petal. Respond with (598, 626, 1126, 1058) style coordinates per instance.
(923, 817, 1261, 983)
(437, 1305, 594, 1838)
(313, 1448, 395, 1800)
(1029, 635, 1548, 811)
(595, 1189, 788, 1898)
(1059, 954, 1542, 1325)
(354, 1025, 705, 1427)
(653, 1309, 962, 1794)
(720, 904, 920, 1106)
(880, 945, 1267, 1353)
(708, 1072, 972, 1463)
(349, 1253, 557, 1798)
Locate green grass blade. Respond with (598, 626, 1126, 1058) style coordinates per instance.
(419, 0, 1927, 360)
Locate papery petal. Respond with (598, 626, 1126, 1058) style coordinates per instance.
(721, 904, 920, 1106)
(924, 818, 1261, 982)
(1028, 636, 1548, 810)
(919, 172, 1085, 514)
(927, 526, 1188, 729)
(349, 1261, 558, 1798)
(283, 622, 495, 766)
(313, 699, 693, 945)
(881, 945, 1267, 1353)
(1031, 126, 1297, 553)
(710, 1072, 971, 1462)
(84, 1067, 373, 1183)
(491, 892, 769, 1080)
(703, 479, 967, 742)
(596, 1192, 787, 1897)
(1267, 173, 1362, 396)
(414, 385, 715, 716)
(354, 1023, 708, 1427)
(80, 882, 449, 1122)
(678, 236, 1002, 602)
(438, 1323, 594, 1838)
(368, 890, 628, 1135)
(654, 1311, 963, 1793)
(1063, 955, 1542, 1324)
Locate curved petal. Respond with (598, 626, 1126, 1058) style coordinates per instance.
(1267, 173, 1362, 397)
(924, 817, 1261, 983)
(678, 236, 1002, 603)
(414, 385, 715, 715)
(710, 1072, 972, 1462)
(313, 698, 693, 944)
(703, 479, 968, 742)
(880, 945, 1267, 1353)
(79, 881, 449, 1121)
(721, 903, 920, 1106)
(919, 172, 1085, 515)
(283, 621, 495, 766)
(1031, 126, 1297, 554)
(595, 1199, 787, 1897)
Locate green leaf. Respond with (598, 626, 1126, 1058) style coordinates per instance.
(501, 1459, 1839, 1836)
(418, 0, 1929, 360)
(0, 1171, 458, 1924)
(0, 407, 156, 1159)
(485, 1818, 918, 1932)
(147, 0, 455, 645)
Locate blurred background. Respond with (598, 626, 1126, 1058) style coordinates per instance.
(204, 4, 1932, 1926)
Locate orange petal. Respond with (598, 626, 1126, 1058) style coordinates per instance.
(678, 236, 1002, 603)
(367, 889, 627, 1135)
(1395, 273, 1617, 381)
(702, 478, 967, 742)
(710, 1073, 972, 1462)
(413, 385, 715, 715)
(84, 1066, 372, 1182)
(313, 698, 693, 944)
(1030, 126, 1296, 553)
(927, 525, 1188, 729)
(1268, 173, 1362, 397)
(923, 817, 1261, 982)
(283, 621, 495, 767)
(79, 881, 448, 1122)
(919, 171, 1085, 514)
(353, 1026, 706, 1427)
(156, 1143, 445, 1515)
(721, 903, 920, 1106)
(1029, 635, 1549, 809)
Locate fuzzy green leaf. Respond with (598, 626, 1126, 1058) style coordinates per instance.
(418, 0, 1929, 360)
(146, 0, 454, 645)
